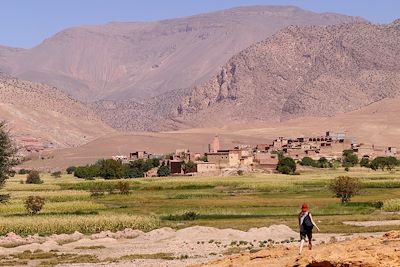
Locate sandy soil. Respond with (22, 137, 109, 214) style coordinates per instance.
(0, 225, 386, 267)
(197, 231, 400, 267)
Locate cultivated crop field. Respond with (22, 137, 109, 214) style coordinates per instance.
(1, 168, 400, 236)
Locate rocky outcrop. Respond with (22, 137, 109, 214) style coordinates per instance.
(177, 21, 400, 127)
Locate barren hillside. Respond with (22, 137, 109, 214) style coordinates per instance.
(0, 6, 361, 101)
(0, 73, 114, 152)
(177, 20, 400, 126)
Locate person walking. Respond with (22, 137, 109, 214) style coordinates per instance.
(298, 203, 320, 254)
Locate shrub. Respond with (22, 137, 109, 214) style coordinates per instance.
(165, 211, 199, 221)
(116, 181, 130, 194)
(237, 170, 244, 176)
(18, 169, 31, 175)
(51, 171, 62, 178)
(89, 185, 105, 197)
(359, 157, 370, 168)
(66, 166, 76, 174)
(198, 155, 208, 162)
(0, 193, 10, 203)
(329, 176, 361, 203)
(373, 201, 384, 209)
(277, 157, 296, 174)
(25, 196, 45, 214)
(382, 199, 400, 212)
(157, 165, 170, 177)
(26, 171, 43, 184)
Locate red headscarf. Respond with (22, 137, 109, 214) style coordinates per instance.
(301, 203, 309, 212)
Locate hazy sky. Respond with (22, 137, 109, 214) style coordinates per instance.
(1, 0, 399, 48)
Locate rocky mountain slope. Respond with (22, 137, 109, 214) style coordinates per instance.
(0, 73, 114, 153)
(176, 20, 400, 127)
(0, 6, 361, 101)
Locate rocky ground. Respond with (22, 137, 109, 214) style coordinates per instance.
(197, 231, 400, 267)
(0, 225, 391, 266)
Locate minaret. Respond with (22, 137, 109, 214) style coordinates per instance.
(209, 135, 220, 153)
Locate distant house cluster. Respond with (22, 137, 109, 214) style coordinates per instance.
(112, 131, 398, 176)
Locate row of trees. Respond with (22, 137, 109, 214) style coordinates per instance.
(278, 149, 400, 174)
(74, 158, 161, 180)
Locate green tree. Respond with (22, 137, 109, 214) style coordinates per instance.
(370, 156, 398, 171)
(277, 157, 296, 174)
(123, 165, 144, 178)
(74, 165, 100, 179)
(99, 159, 124, 179)
(385, 156, 399, 170)
(359, 157, 370, 168)
(157, 165, 170, 177)
(0, 121, 17, 202)
(329, 176, 361, 203)
(182, 160, 197, 174)
(342, 150, 358, 167)
(66, 166, 76, 174)
(300, 157, 315, 167)
(149, 158, 160, 168)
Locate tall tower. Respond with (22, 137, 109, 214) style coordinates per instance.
(209, 135, 220, 153)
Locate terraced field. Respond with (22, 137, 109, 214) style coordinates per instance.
(1, 168, 400, 236)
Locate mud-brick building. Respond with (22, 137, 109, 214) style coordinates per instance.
(353, 144, 398, 158)
(130, 151, 150, 160)
(196, 162, 218, 173)
(254, 152, 278, 169)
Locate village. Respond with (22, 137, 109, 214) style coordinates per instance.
(112, 131, 399, 176)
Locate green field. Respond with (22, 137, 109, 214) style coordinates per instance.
(1, 168, 400, 236)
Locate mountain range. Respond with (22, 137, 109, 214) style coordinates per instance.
(0, 6, 361, 101)
(0, 5, 399, 154)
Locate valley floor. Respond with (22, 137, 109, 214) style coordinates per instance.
(1, 169, 400, 266)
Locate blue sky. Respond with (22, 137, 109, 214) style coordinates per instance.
(1, 0, 399, 48)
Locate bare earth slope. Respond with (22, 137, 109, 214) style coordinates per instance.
(177, 20, 400, 127)
(0, 6, 361, 101)
(233, 96, 400, 148)
(0, 73, 114, 150)
(21, 95, 400, 169)
(197, 231, 400, 267)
